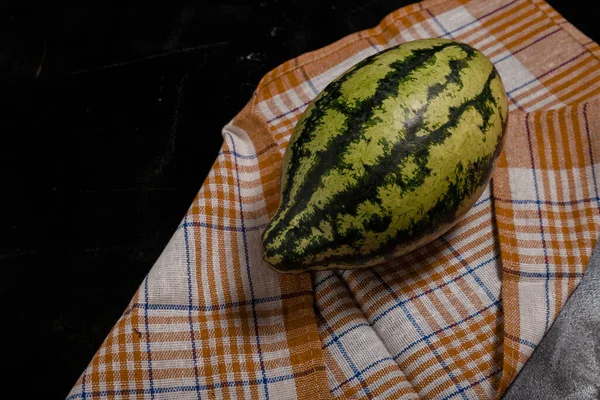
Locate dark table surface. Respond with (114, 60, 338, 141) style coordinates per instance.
(2, 1, 598, 398)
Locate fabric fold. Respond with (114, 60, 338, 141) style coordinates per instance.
(314, 270, 420, 399)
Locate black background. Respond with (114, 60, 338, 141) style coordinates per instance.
(1, 1, 598, 398)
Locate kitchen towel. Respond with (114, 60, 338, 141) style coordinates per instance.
(502, 234, 600, 399)
(67, 0, 600, 398)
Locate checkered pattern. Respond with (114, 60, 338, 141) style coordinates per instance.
(68, 0, 600, 398)
(67, 120, 328, 399)
(315, 186, 506, 399)
(492, 99, 600, 394)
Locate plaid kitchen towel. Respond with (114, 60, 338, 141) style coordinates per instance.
(67, 0, 600, 399)
(501, 226, 600, 399)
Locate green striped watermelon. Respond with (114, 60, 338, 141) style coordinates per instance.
(261, 38, 508, 274)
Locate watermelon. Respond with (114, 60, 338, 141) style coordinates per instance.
(261, 38, 508, 274)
